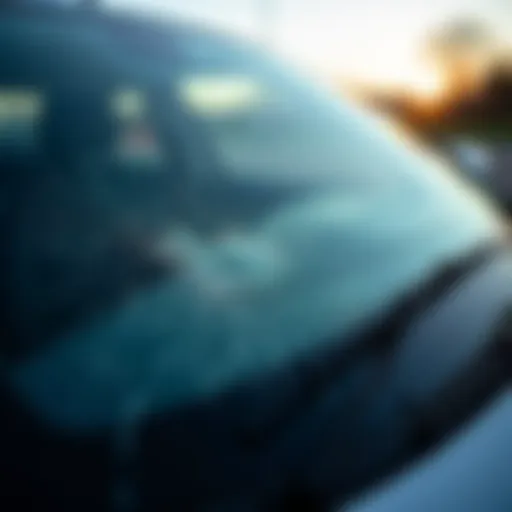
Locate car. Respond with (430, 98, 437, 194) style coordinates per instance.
(1, 2, 512, 512)
(446, 138, 494, 185)
(430, 136, 512, 218)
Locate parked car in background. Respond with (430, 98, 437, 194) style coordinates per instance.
(447, 138, 495, 186)
(432, 135, 512, 217)
(2, 3, 512, 512)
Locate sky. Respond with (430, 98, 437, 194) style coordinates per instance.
(107, 0, 512, 87)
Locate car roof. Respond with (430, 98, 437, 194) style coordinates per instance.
(0, 2, 236, 45)
(0, 3, 240, 88)
(0, 1, 251, 86)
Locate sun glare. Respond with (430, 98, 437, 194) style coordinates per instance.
(396, 63, 446, 100)
(278, 28, 445, 101)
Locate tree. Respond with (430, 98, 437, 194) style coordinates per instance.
(478, 60, 512, 121)
(423, 18, 496, 102)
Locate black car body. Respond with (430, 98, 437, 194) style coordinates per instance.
(1, 4, 512, 512)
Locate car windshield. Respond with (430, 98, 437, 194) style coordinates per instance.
(165, 28, 505, 350)
(2, 12, 507, 430)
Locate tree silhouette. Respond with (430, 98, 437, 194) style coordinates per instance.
(424, 18, 495, 102)
(479, 61, 512, 121)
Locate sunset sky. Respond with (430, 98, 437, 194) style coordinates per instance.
(109, 0, 512, 89)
